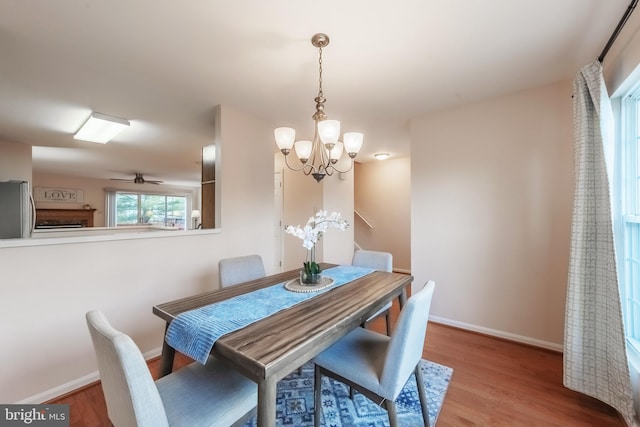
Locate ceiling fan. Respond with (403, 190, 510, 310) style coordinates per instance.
(110, 173, 163, 185)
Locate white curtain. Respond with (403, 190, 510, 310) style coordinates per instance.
(564, 60, 635, 426)
(104, 190, 117, 227)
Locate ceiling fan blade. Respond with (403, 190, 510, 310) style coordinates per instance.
(109, 174, 163, 184)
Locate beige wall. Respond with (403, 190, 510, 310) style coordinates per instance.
(32, 174, 108, 223)
(410, 80, 573, 349)
(322, 170, 355, 266)
(279, 158, 323, 271)
(604, 8, 640, 96)
(354, 158, 411, 272)
(0, 139, 31, 182)
(0, 104, 275, 403)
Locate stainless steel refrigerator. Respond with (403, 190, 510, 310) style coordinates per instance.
(0, 180, 35, 239)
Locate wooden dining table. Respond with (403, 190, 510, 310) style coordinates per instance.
(152, 264, 413, 427)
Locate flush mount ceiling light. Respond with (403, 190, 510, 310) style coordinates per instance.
(374, 153, 390, 160)
(274, 33, 363, 183)
(74, 112, 130, 144)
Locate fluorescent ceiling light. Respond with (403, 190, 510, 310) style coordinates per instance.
(74, 112, 130, 144)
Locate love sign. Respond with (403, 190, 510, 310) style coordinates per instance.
(34, 187, 84, 203)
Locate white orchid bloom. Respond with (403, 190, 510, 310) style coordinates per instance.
(284, 210, 349, 252)
(302, 224, 317, 241)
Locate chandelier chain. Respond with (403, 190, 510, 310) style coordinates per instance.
(318, 46, 323, 99)
(313, 43, 326, 121)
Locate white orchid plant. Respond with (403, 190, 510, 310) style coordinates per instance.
(285, 210, 349, 275)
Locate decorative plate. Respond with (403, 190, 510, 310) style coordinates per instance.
(284, 277, 335, 293)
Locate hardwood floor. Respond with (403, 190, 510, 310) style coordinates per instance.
(422, 323, 624, 426)
(49, 317, 625, 426)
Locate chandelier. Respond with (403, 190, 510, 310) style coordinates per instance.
(274, 33, 363, 183)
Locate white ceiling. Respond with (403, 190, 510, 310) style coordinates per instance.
(0, 0, 631, 187)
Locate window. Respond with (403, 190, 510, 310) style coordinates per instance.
(619, 88, 640, 348)
(106, 190, 190, 229)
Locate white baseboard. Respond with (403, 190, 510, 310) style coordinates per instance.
(17, 371, 101, 404)
(17, 347, 163, 404)
(429, 315, 564, 353)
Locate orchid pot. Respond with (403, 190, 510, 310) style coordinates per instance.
(300, 246, 323, 285)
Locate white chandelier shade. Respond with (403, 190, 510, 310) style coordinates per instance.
(274, 127, 295, 152)
(294, 140, 313, 162)
(317, 119, 340, 145)
(326, 141, 344, 163)
(343, 132, 364, 156)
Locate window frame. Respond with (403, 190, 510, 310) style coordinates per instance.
(105, 189, 193, 229)
(618, 86, 640, 353)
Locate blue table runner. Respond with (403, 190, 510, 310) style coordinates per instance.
(165, 265, 375, 364)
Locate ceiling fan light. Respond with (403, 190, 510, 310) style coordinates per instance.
(74, 112, 130, 144)
(318, 120, 340, 145)
(274, 127, 295, 152)
(343, 132, 364, 156)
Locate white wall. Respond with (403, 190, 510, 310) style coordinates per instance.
(410, 80, 573, 348)
(0, 104, 275, 403)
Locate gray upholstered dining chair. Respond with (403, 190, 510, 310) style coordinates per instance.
(352, 249, 394, 335)
(218, 254, 266, 288)
(313, 280, 436, 427)
(86, 310, 257, 427)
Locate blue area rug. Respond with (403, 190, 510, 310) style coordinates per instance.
(243, 359, 452, 426)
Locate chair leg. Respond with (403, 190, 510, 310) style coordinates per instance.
(385, 312, 392, 336)
(349, 385, 355, 399)
(314, 365, 322, 427)
(415, 364, 430, 427)
(384, 399, 399, 427)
